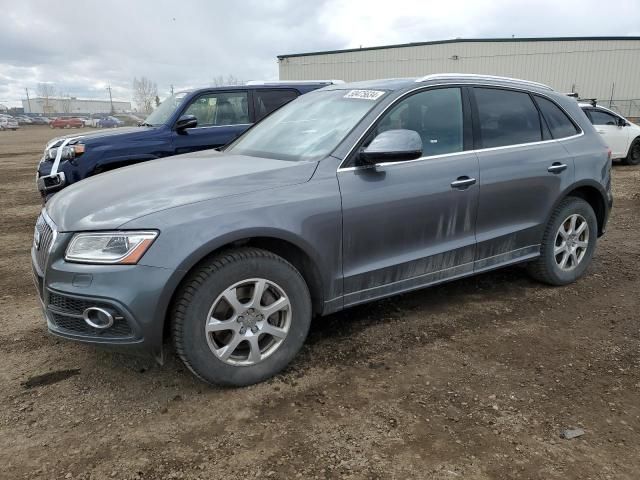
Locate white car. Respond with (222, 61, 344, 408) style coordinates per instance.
(580, 103, 640, 165)
(0, 116, 19, 131)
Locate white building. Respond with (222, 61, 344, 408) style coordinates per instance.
(278, 36, 640, 117)
(22, 97, 132, 115)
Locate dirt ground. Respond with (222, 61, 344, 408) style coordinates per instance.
(0, 126, 639, 480)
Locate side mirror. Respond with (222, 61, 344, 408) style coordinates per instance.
(360, 129, 422, 164)
(618, 117, 628, 127)
(175, 114, 198, 131)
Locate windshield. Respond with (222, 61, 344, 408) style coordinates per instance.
(143, 92, 188, 126)
(226, 88, 387, 161)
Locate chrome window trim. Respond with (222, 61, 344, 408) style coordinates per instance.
(336, 82, 584, 173)
(186, 123, 252, 131)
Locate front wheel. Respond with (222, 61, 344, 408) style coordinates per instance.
(623, 138, 640, 166)
(528, 197, 598, 285)
(172, 248, 312, 387)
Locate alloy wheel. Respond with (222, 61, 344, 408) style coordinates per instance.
(205, 278, 292, 366)
(554, 214, 589, 271)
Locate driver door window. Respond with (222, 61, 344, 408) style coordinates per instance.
(183, 91, 249, 127)
(366, 87, 464, 158)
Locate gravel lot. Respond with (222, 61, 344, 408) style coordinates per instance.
(1, 126, 639, 480)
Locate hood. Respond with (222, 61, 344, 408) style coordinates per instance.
(46, 150, 318, 231)
(47, 126, 159, 146)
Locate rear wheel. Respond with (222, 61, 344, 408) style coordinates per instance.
(623, 138, 640, 165)
(527, 197, 598, 285)
(172, 248, 312, 387)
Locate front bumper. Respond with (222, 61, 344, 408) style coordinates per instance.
(32, 228, 176, 361)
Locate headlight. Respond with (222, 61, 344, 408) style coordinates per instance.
(65, 231, 158, 264)
(46, 144, 85, 161)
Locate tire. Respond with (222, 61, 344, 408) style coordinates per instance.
(623, 138, 640, 166)
(172, 247, 312, 387)
(527, 197, 598, 286)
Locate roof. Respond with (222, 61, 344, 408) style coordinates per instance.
(278, 36, 640, 59)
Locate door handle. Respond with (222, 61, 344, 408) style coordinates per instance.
(596, 130, 605, 134)
(547, 163, 567, 174)
(450, 176, 476, 190)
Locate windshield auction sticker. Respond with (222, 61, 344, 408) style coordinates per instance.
(343, 90, 385, 100)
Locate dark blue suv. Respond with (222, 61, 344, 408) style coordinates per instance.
(37, 82, 337, 197)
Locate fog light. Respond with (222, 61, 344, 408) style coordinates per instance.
(82, 307, 115, 329)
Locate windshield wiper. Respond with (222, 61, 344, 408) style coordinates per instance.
(138, 122, 154, 127)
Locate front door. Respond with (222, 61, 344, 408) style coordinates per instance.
(338, 87, 479, 307)
(172, 90, 252, 155)
(587, 108, 629, 159)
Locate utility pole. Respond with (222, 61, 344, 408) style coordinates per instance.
(25, 88, 32, 113)
(170, 84, 174, 96)
(107, 85, 114, 114)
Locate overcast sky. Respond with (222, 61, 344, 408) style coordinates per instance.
(1, 0, 639, 108)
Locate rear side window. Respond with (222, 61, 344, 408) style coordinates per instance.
(535, 96, 579, 138)
(589, 109, 619, 126)
(474, 88, 541, 148)
(254, 89, 299, 122)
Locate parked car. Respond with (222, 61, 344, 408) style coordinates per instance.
(84, 113, 107, 128)
(49, 117, 84, 129)
(36, 81, 339, 196)
(33, 74, 611, 386)
(0, 116, 19, 130)
(579, 103, 640, 165)
(16, 115, 33, 125)
(113, 113, 143, 126)
(97, 116, 124, 128)
(30, 116, 50, 125)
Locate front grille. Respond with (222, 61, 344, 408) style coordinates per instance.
(34, 213, 55, 272)
(48, 292, 133, 338)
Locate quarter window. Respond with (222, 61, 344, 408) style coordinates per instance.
(254, 89, 299, 122)
(183, 91, 249, 127)
(535, 96, 579, 138)
(369, 87, 464, 157)
(474, 88, 542, 148)
(588, 109, 619, 126)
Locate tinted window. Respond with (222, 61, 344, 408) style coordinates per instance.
(254, 89, 298, 121)
(589, 109, 619, 126)
(371, 88, 463, 157)
(535, 96, 579, 138)
(475, 88, 541, 148)
(183, 91, 249, 126)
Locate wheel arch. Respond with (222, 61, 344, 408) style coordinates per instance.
(556, 181, 609, 236)
(160, 232, 326, 342)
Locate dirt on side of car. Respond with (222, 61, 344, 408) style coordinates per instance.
(0, 126, 639, 480)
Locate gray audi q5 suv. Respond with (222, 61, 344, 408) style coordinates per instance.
(32, 74, 612, 386)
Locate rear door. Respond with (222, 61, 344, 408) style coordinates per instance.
(472, 87, 577, 270)
(253, 89, 299, 123)
(171, 90, 252, 154)
(585, 108, 629, 158)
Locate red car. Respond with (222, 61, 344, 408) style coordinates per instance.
(49, 117, 84, 129)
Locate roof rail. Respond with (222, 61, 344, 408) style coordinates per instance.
(246, 80, 344, 85)
(415, 73, 553, 90)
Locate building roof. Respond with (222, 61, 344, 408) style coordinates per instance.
(278, 36, 640, 59)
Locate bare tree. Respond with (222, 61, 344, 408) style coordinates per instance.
(60, 93, 72, 114)
(132, 77, 158, 114)
(211, 74, 244, 87)
(37, 83, 56, 114)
